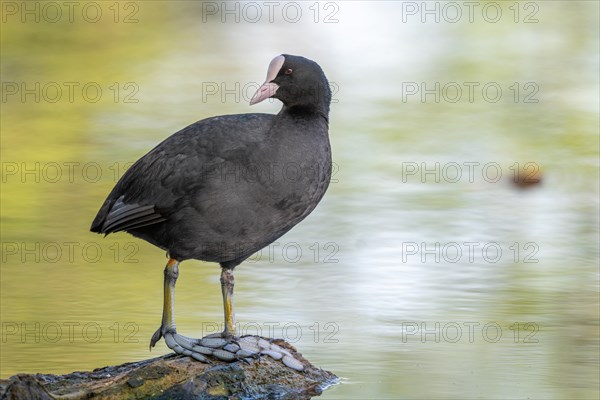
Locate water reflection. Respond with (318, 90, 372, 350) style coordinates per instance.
(1, 1, 598, 399)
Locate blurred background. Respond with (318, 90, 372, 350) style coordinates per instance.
(1, 1, 599, 398)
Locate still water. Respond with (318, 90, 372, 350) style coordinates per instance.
(1, 2, 599, 399)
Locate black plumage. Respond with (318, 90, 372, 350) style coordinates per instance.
(91, 54, 332, 270)
(91, 55, 332, 365)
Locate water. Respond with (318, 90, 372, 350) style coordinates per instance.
(1, 2, 599, 398)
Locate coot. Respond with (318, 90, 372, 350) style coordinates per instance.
(91, 55, 332, 368)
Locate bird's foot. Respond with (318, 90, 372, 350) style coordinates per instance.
(149, 328, 304, 370)
(149, 326, 253, 363)
(150, 326, 214, 362)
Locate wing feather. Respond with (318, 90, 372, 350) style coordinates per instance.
(94, 196, 166, 234)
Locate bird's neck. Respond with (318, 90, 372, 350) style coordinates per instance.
(279, 104, 329, 126)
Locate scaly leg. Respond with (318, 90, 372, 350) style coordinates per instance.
(148, 259, 303, 370)
(150, 258, 216, 362)
(221, 268, 236, 338)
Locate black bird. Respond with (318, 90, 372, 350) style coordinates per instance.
(90, 55, 332, 367)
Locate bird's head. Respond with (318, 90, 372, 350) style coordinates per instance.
(250, 54, 331, 116)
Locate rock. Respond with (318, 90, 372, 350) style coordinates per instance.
(0, 338, 337, 399)
(0, 375, 53, 400)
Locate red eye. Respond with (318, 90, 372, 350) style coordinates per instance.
(284, 68, 293, 75)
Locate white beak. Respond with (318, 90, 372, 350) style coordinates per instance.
(250, 55, 285, 105)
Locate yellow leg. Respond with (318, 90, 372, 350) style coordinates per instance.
(220, 268, 236, 338)
(147, 261, 303, 369)
(161, 258, 179, 331)
(150, 258, 179, 348)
